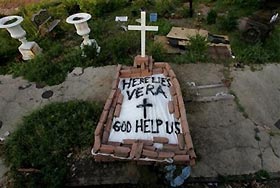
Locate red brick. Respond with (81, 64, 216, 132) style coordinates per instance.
(116, 64, 122, 72)
(154, 62, 167, 68)
(114, 71, 120, 80)
(148, 59, 153, 72)
(141, 69, 152, 77)
(170, 86, 176, 96)
(107, 107, 115, 120)
(152, 68, 163, 75)
(184, 132, 194, 150)
(153, 137, 169, 144)
(143, 145, 156, 151)
(94, 122, 104, 136)
(131, 67, 141, 74)
(177, 133, 186, 150)
(165, 63, 171, 71)
(117, 93, 124, 104)
(100, 144, 115, 154)
(123, 139, 137, 145)
(114, 146, 131, 157)
(168, 101, 174, 114)
(162, 144, 179, 152)
(134, 55, 149, 66)
(99, 110, 109, 124)
(120, 69, 131, 78)
(172, 95, 178, 106)
(163, 69, 168, 77)
(111, 78, 119, 90)
(174, 104, 181, 119)
(190, 159, 196, 166)
(138, 139, 153, 146)
(173, 155, 190, 162)
(168, 69, 176, 78)
(104, 98, 112, 111)
(174, 149, 188, 155)
(180, 119, 190, 134)
(114, 104, 122, 117)
(142, 149, 158, 159)
(188, 149, 197, 159)
(135, 142, 144, 160)
(141, 62, 145, 70)
(130, 72, 141, 78)
(129, 142, 138, 159)
(108, 141, 121, 146)
(105, 119, 112, 132)
(158, 151, 175, 159)
(101, 131, 110, 144)
(92, 135, 101, 152)
(108, 89, 116, 99)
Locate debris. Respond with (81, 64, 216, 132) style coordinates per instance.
(71, 67, 84, 76)
(149, 13, 157, 22)
(4, 131, 10, 137)
(18, 83, 32, 90)
(41, 90, 54, 99)
(115, 16, 128, 22)
(165, 165, 191, 187)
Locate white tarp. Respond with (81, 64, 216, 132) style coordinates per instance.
(108, 74, 181, 144)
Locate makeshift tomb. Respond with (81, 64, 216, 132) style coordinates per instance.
(92, 11, 196, 165)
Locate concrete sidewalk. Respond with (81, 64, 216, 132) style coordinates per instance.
(1, 63, 280, 185)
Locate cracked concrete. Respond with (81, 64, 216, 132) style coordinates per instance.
(1, 63, 280, 184)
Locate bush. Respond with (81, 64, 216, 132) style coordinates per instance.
(186, 35, 209, 63)
(0, 31, 19, 64)
(237, 42, 269, 64)
(217, 13, 237, 32)
(147, 42, 167, 62)
(207, 9, 217, 24)
(4, 101, 102, 188)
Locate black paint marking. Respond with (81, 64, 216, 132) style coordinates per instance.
(136, 98, 153, 119)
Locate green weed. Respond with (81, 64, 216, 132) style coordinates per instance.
(4, 101, 102, 188)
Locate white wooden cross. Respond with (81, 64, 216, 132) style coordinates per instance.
(128, 11, 158, 57)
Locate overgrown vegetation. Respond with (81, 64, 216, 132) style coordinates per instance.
(1, 0, 280, 85)
(4, 101, 102, 188)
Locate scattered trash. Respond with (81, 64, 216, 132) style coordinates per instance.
(149, 13, 157, 22)
(18, 83, 32, 90)
(165, 165, 191, 187)
(115, 16, 128, 22)
(67, 153, 73, 158)
(71, 67, 84, 76)
(4, 131, 10, 137)
(41, 90, 54, 99)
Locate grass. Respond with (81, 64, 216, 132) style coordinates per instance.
(1, 0, 280, 85)
(229, 90, 249, 119)
(3, 101, 102, 188)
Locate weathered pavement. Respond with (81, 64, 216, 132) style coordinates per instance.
(1, 63, 280, 185)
